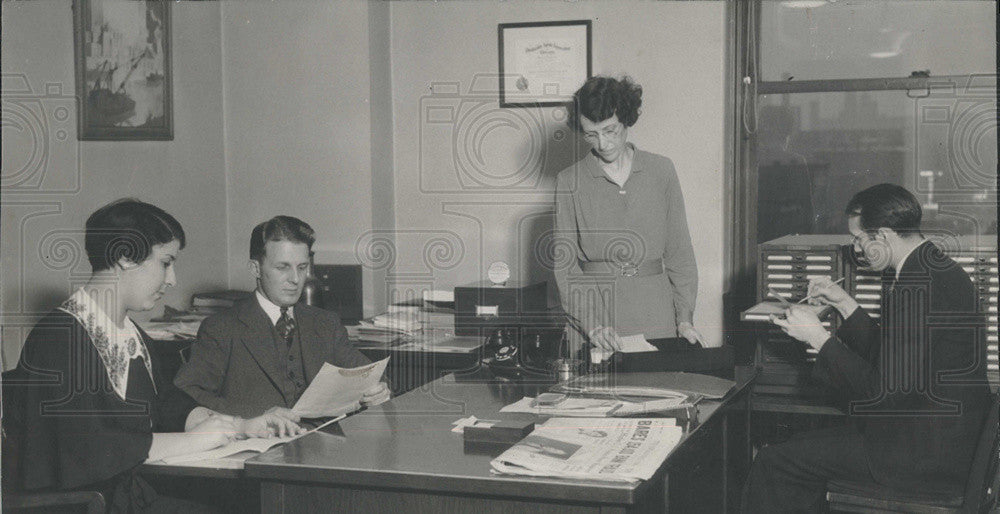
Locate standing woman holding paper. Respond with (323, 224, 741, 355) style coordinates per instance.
(1, 199, 301, 512)
(553, 76, 705, 357)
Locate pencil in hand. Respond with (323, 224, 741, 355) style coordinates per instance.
(797, 277, 846, 304)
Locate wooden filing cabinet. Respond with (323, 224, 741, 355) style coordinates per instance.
(754, 235, 847, 398)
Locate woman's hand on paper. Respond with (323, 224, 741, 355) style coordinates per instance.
(189, 413, 241, 447)
(239, 412, 306, 439)
(263, 406, 301, 423)
(361, 382, 391, 407)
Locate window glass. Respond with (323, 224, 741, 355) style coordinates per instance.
(760, 0, 996, 81)
(755, 85, 996, 243)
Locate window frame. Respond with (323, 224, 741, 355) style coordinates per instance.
(726, 0, 997, 338)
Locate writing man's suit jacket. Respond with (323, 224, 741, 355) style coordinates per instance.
(813, 241, 992, 491)
(174, 297, 370, 418)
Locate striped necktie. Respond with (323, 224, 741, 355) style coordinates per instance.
(276, 307, 296, 348)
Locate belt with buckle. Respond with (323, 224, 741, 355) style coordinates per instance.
(579, 259, 664, 278)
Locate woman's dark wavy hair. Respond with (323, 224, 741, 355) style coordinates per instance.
(86, 198, 186, 272)
(567, 75, 643, 131)
(845, 183, 923, 236)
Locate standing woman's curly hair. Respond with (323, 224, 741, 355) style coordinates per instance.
(567, 76, 643, 131)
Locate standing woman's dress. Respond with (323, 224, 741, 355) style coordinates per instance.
(2, 289, 202, 512)
(553, 146, 698, 343)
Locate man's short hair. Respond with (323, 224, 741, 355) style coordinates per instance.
(845, 183, 922, 235)
(86, 198, 186, 272)
(249, 216, 315, 261)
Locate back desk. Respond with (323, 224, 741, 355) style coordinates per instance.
(244, 369, 755, 513)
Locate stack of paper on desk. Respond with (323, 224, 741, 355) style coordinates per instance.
(141, 320, 202, 340)
(490, 418, 682, 482)
(363, 312, 423, 333)
(291, 357, 389, 418)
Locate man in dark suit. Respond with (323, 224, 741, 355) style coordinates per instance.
(742, 184, 992, 512)
(175, 216, 390, 419)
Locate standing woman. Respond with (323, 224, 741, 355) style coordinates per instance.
(2, 199, 301, 512)
(554, 76, 705, 355)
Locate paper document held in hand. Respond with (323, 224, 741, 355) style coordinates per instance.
(292, 357, 389, 418)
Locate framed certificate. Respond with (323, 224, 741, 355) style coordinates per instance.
(498, 20, 592, 108)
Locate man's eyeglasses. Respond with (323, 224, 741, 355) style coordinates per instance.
(851, 231, 880, 247)
(582, 123, 624, 142)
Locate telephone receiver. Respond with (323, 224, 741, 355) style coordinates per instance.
(482, 325, 563, 379)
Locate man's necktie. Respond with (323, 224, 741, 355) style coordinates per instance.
(276, 307, 296, 348)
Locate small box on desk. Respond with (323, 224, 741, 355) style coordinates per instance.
(454, 281, 548, 336)
(463, 419, 535, 449)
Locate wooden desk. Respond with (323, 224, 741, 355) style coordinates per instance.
(245, 371, 755, 513)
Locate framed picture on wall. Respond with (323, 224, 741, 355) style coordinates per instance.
(498, 20, 592, 108)
(73, 0, 173, 140)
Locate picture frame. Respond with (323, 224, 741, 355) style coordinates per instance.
(498, 20, 592, 108)
(73, 0, 173, 140)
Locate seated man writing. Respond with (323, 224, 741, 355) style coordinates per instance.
(741, 184, 992, 512)
(175, 215, 389, 421)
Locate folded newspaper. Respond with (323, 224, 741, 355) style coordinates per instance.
(490, 418, 682, 482)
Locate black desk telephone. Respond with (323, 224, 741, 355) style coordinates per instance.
(481, 325, 565, 379)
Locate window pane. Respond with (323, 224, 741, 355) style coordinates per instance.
(761, 0, 996, 81)
(755, 84, 997, 243)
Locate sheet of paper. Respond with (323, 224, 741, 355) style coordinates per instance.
(157, 415, 344, 464)
(617, 334, 658, 353)
(292, 357, 389, 418)
(451, 415, 479, 433)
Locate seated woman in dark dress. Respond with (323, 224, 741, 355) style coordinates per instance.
(2, 199, 303, 512)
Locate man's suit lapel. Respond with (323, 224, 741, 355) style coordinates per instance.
(295, 306, 326, 381)
(234, 298, 287, 399)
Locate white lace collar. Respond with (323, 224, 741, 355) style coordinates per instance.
(58, 288, 156, 400)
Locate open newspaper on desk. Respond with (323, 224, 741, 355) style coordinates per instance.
(491, 418, 682, 482)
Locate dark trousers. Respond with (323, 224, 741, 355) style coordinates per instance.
(742, 425, 875, 513)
